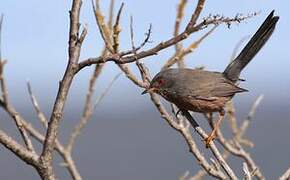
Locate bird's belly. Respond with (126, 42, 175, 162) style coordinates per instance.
(163, 94, 229, 113)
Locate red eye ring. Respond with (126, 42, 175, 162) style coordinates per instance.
(158, 79, 165, 84)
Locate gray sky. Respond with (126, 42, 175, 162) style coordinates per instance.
(0, 0, 289, 179)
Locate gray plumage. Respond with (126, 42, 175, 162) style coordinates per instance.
(152, 68, 247, 100)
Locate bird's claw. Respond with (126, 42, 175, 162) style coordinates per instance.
(204, 135, 215, 148)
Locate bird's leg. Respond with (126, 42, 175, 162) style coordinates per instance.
(205, 110, 225, 148)
(175, 109, 181, 118)
(181, 110, 199, 129)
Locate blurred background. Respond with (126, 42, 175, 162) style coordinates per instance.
(0, 0, 289, 179)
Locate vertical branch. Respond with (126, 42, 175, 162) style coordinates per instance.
(0, 14, 8, 107)
(108, 0, 115, 29)
(174, 0, 187, 68)
(39, 0, 85, 179)
(92, 0, 114, 52)
(113, 3, 124, 53)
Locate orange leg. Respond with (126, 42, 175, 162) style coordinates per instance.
(205, 110, 225, 148)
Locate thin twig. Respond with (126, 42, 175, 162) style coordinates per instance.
(130, 15, 136, 52)
(163, 25, 218, 70)
(120, 24, 152, 57)
(112, 3, 124, 53)
(185, 0, 205, 30)
(67, 73, 120, 152)
(230, 36, 250, 62)
(108, 0, 115, 29)
(237, 95, 264, 138)
(78, 24, 88, 44)
(93, 73, 121, 109)
(0, 15, 36, 154)
(174, 0, 188, 68)
(27, 81, 48, 128)
(92, 0, 114, 52)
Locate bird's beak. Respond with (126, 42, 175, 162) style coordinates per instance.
(141, 88, 155, 95)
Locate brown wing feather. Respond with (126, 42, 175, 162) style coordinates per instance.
(164, 69, 247, 99)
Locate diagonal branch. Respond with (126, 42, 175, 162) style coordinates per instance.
(162, 25, 218, 70)
(0, 14, 36, 154)
(185, 0, 205, 30)
(27, 81, 48, 128)
(77, 12, 254, 72)
(0, 129, 39, 166)
(67, 73, 120, 152)
(280, 167, 290, 180)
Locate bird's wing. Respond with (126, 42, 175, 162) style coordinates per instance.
(173, 71, 247, 99)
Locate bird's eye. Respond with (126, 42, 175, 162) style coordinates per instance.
(158, 79, 165, 85)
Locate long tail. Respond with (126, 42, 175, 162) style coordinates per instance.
(223, 10, 279, 82)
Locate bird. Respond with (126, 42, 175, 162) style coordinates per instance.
(142, 11, 279, 147)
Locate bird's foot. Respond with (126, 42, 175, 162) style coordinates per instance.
(204, 134, 216, 148)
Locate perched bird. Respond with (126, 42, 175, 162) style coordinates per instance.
(142, 11, 279, 146)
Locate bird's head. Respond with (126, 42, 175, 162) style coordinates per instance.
(142, 69, 175, 95)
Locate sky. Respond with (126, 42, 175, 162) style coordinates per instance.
(0, 0, 289, 179)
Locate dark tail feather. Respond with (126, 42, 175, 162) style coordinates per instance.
(223, 10, 279, 82)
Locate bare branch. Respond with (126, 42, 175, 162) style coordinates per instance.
(78, 24, 88, 45)
(237, 95, 264, 138)
(108, 0, 115, 29)
(93, 73, 121, 109)
(0, 16, 36, 154)
(243, 162, 252, 180)
(21, 115, 81, 180)
(174, 0, 188, 46)
(179, 170, 190, 180)
(0, 14, 9, 107)
(230, 36, 250, 62)
(194, 126, 238, 179)
(185, 0, 205, 30)
(174, 0, 188, 68)
(40, 0, 85, 179)
(67, 73, 120, 152)
(130, 16, 136, 52)
(163, 25, 218, 70)
(78, 12, 254, 72)
(120, 24, 152, 57)
(92, 0, 114, 52)
(0, 129, 39, 166)
(280, 167, 290, 180)
(117, 64, 147, 88)
(27, 81, 48, 128)
(0, 14, 2, 61)
(112, 3, 124, 53)
(204, 96, 265, 179)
